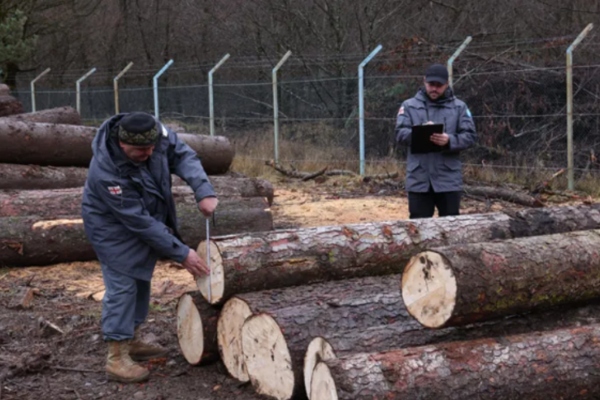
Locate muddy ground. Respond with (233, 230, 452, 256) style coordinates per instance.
(0, 176, 572, 400)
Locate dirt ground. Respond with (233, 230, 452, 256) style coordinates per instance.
(0, 176, 539, 400)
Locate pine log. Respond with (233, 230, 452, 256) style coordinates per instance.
(2, 106, 82, 125)
(0, 95, 24, 117)
(194, 203, 600, 304)
(176, 292, 220, 365)
(0, 178, 274, 217)
(0, 202, 272, 267)
(402, 229, 600, 329)
(312, 323, 600, 400)
(0, 120, 234, 174)
(0, 164, 89, 190)
(464, 184, 544, 207)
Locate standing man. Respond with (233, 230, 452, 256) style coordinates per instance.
(82, 112, 218, 383)
(395, 63, 477, 219)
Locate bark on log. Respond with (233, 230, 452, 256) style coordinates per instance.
(0, 95, 24, 117)
(0, 201, 272, 267)
(464, 184, 543, 207)
(2, 107, 82, 125)
(176, 292, 220, 365)
(0, 164, 89, 190)
(313, 323, 600, 400)
(195, 203, 600, 304)
(0, 120, 234, 174)
(402, 229, 600, 329)
(0, 178, 274, 217)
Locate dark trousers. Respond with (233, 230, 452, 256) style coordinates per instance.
(408, 190, 462, 219)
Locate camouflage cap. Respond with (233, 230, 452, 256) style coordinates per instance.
(117, 112, 160, 146)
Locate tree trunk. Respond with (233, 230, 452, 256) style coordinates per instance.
(313, 323, 600, 400)
(0, 164, 89, 190)
(0, 95, 24, 117)
(0, 179, 274, 217)
(402, 229, 600, 329)
(464, 184, 544, 207)
(0, 201, 272, 267)
(0, 120, 235, 174)
(2, 106, 82, 125)
(0, 163, 274, 201)
(176, 292, 220, 365)
(218, 274, 405, 389)
(195, 204, 600, 304)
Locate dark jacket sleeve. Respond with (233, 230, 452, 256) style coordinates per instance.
(395, 101, 413, 145)
(93, 178, 190, 263)
(166, 129, 216, 203)
(448, 103, 477, 151)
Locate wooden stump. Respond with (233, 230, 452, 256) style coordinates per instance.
(402, 229, 600, 328)
(176, 293, 220, 365)
(312, 323, 600, 399)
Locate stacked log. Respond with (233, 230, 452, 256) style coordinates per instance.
(311, 323, 600, 400)
(0, 84, 24, 116)
(193, 204, 600, 305)
(0, 118, 235, 174)
(2, 106, 82, 125)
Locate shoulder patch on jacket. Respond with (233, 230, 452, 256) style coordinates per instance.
(465, 108, 473, 118)
(397, 106, 405, 116)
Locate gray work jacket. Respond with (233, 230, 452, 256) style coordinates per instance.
(82, 114, 215, 281)
(395, 88, 477, 192)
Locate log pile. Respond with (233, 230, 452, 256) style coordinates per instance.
(174, 203, 600, 400)
(0, 107, 274, 267)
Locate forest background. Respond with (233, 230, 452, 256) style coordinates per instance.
(1, 0, 599, 191)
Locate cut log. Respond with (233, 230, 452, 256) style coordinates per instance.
(402, 229, 600, 329)
(2, 106, 82, 125)
(172, 176, 274, 206)
(313, 323, 600, 400)
(0, 180, 273, 217)
(0, 164, 89, 190)
(0, 202, 272, 267)
(464, 184, 543, 207)
(176, 292, 220, 365)
(218, 274, 405, 389)
(0, 120, 234, 174)
(195, 203, 600, 304)
(0, 94, 24, 116)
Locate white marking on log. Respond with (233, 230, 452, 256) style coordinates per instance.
(304, 337, 336, 398)
(196, 240, 224, 304)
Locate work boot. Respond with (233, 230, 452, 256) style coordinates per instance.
(106, 340, 150, 383)
(129, 329, 168, 361)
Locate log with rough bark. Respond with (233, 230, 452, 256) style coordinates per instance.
(402, 229, 600, 329)
(311, 323, 600, 400)
(176, 292, 220, 365)
(0, 120, 235, 174)
(2, 106, 82, 125)
(194, 203, 600, 304)
(0, 94, 24, 116)
(0, 164, 89, 190)
(464, 184, 544, 207)
(218, 274, 405, 391)
(0, 177, 274, 217)
(0, 201, 272, 267)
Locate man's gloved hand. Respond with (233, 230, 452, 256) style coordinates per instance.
(182, 248, 210, 277)
(198, 197, 218, 217)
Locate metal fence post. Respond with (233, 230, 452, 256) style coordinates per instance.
(566, 23, 593, 190)
(153, 59, 174, 119)
(272, 50, 292, 164)
(447, 36, 472, 88)
(76, 68, 97, 115)
(358, 44, 383, 176)
(30, 68, 51, 112)
(209, 54, 230, 136)
(114, 62, 134, 115)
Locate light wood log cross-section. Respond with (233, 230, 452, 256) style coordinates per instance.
(402, 229, 600, 329)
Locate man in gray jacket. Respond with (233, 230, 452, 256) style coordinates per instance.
(82, 112, 218, 383)
(395, 64, 477, 218)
